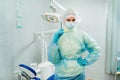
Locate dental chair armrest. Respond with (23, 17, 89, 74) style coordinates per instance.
(19, 64, 37, 78)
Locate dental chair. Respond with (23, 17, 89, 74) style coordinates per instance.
(16, 62, 55, 80)
(18, 64, 40, 80)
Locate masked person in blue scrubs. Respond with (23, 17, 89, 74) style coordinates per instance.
(48, 9, 100, 80)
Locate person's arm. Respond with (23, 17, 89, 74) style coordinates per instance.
(83, 32, 100, 65)
(48, 42, 61, 64)
(48, 29, 63, 64)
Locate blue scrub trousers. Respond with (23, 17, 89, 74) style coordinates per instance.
(54, 73, 85, 80)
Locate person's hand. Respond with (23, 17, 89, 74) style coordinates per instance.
(52, 29, 64, 43)
(77, 57, 88, 66)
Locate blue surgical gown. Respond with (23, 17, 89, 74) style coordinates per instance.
(48, 30, 100, 77)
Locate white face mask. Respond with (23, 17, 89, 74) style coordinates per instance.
(65, 22, 75, 30)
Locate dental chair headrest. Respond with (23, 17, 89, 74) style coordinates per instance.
(19, 64, 37, 78)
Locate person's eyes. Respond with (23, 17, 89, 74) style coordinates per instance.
(67, 19, 75, 22)
(72, 19, 75, 21)
(67, 19, 71, 21)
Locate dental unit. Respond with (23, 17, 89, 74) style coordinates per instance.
(15, 0, 65, 80)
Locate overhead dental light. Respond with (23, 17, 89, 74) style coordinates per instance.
(41, 0, 66, 23)
(41, 12, 61, 23)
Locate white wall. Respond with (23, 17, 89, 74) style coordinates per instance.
(0, 0, 108, 80)
(118, 10, 120, 51)
(117, 0, 120, 53)
(0, 0, 49, 80)
(0, 0, 8, 79)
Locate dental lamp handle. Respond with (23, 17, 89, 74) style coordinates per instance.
(51, 0, 66, 11)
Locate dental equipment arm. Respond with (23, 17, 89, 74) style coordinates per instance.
(41, 0, 66, 23)
(50, 0, 66, 12)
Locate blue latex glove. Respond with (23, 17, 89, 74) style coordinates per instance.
(77, 57, 88, 66)
(52, 29, 64, 43)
